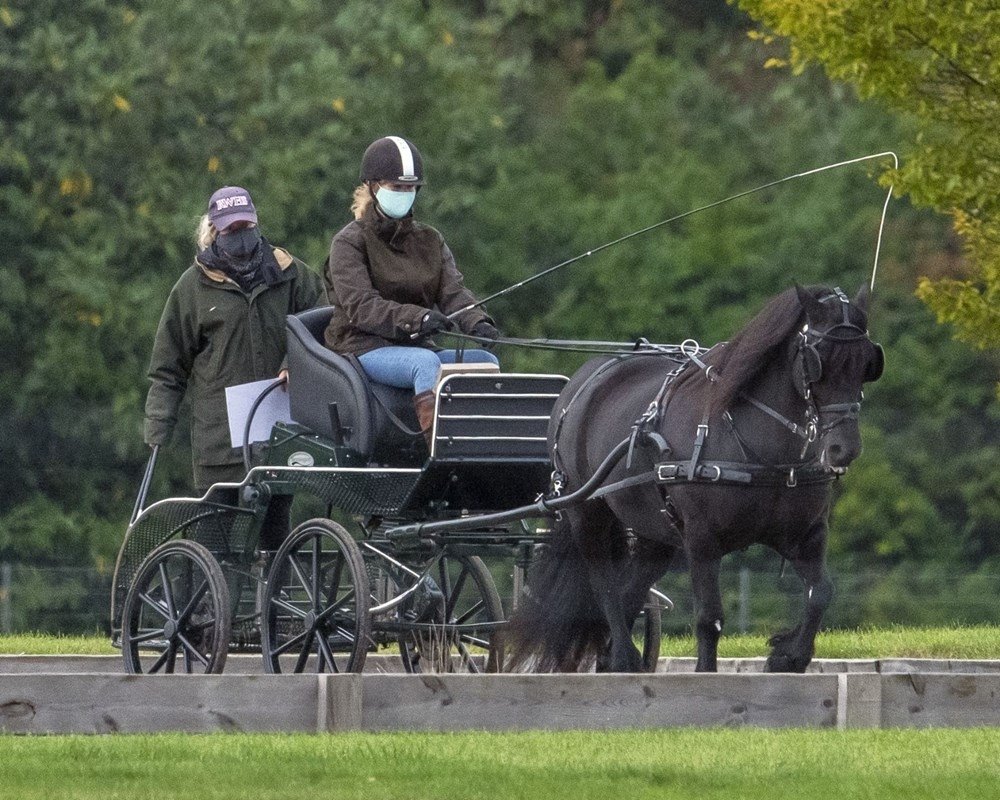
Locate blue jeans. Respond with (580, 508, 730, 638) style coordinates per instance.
(358, 347, 499, 394)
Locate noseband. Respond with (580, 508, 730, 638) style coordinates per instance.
(794, 288, 871, 436)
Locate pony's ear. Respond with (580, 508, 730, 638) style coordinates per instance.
(795, 283, 824, 322)
(854, 282, 871, 315)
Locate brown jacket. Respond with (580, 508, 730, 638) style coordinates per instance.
(323, 207, 492, 355)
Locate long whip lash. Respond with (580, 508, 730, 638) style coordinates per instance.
(450, 151, 897, 319)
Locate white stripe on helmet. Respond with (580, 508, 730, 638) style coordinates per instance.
(386, 135, 415, 179)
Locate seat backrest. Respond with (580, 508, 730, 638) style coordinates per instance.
(285, 309, 422, 464)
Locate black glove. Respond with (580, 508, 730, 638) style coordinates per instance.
(471, 321, 500, 349)
(419, 309, 455, 336)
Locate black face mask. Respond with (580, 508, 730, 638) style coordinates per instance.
(217, 226, 261, 260)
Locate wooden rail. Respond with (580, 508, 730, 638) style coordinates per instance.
(2, 666, 1000, 733)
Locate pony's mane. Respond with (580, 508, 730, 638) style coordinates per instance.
(705, 286, 815, 414)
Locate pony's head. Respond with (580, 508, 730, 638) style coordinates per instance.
(792, 284, 884, 472)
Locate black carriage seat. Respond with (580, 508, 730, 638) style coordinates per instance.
(285, 307, 422, 465)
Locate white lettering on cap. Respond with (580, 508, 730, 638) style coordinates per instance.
(215, 196, 249, 210)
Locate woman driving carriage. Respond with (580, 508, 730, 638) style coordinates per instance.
(323, 136, 500, 442)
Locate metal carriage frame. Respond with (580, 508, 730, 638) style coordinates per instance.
(111, 368, 666, 676)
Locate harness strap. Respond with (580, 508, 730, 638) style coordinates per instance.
(656, 460, 835, 487)
(741, 393, 814, 440)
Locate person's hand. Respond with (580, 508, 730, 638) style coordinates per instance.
(278, 368, 289, 390)
(419, 309, 455, 336)
(471, 321, 500, 350)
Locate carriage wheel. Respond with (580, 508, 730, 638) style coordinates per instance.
(397, 554, 505, 674)
(638, 590, 662, 673)
(261, 518, 370, 674)
(121, 539, 231, 675)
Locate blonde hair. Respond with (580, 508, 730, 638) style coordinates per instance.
(351, 184, 374, 220)
(196, 214, 217, 250)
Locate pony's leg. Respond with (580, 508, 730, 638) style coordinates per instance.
(586, 559, 644, 672)
(689, 554, 724, 672)
(766, 524, 833, 673)
(578, 509, 643, 673)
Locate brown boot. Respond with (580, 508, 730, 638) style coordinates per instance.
(413, 390, 436, 451)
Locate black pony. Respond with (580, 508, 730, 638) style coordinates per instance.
(508, 284, 884, 673)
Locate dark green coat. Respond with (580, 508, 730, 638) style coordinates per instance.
(144, 246, 326, 466)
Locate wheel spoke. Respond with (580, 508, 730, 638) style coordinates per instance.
(184, 646, 194, 674)
(165, 641, 179, 674)
(288, 553, 315, 607)
(454, 599, 486, 626)
(159, 563, 176, 617)
(293, 631, 315, 673)
(270, 627, 310, 658)
(148, 644, 172, 674)
(445, 566, 470, 620)
(176, 579, 210, 625)
(139, 592, 170, 621)
(325, 553, 344, 606)
(459, 633, 492, 649)
(130, 627, 167, 644)
(316, 633, 337, 674)
(316, 590, 356, 624)
(332, 625, 357, 644)
(177, 632, 211, 667)
(269, 595, 308, 619)
(311, 536, 320, 612)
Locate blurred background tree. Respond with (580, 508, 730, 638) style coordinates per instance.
(0, 0, 996, 632)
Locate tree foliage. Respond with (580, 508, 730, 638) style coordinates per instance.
(1, 0, 997, 631)
(736, 0, 1000, 351)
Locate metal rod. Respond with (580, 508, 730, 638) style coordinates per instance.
(130, 445, 159, 527)
(451, 151, 898, 316)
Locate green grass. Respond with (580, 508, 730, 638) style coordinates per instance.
(0, 730, 999, 799)
(5, 624, 1000, 659)
(0, 632, 115, 655)
(658, 624, 1000, 660)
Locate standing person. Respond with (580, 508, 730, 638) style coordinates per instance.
(144, 186, 326, 506)
(324, 136, 500, 442)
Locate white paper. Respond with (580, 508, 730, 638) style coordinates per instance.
(225, 378, 292, 448)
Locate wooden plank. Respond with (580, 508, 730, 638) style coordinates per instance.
(0, 674, 318, 734)
(881, 673, 1000, 727)
(360, 674, 839, 731)
(880, 658, 1000, 674)
(319, 675, 362, 732)
(837, 673, 881, 729)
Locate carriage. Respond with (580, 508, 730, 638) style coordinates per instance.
(110, 306, 675, 675)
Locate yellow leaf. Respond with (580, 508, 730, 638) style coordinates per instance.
(331, 97, 346, 113)
(441, 30, 454, 46)
(490, 115, 504, 129)
(137, 201, 151, 217)
(76, 311, 102, 327)
(112, 93, 131, 112)
(207, 156, 220, 173)
(122, 8, 137, 24)
(763, 57, 787, 70)
(59, 173, 93, 198)
(0, 6, 13, 27)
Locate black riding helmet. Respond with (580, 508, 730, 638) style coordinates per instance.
(360, 136, 425, 186)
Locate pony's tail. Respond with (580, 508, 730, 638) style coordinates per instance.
(505, 515, 606, 672)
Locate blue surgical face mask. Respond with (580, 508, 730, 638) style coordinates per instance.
(375, 186, 416, 219)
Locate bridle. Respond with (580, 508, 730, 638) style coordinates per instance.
(733, 287, 880, 474)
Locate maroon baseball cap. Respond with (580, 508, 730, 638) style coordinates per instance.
(207, 186, 258, 230)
